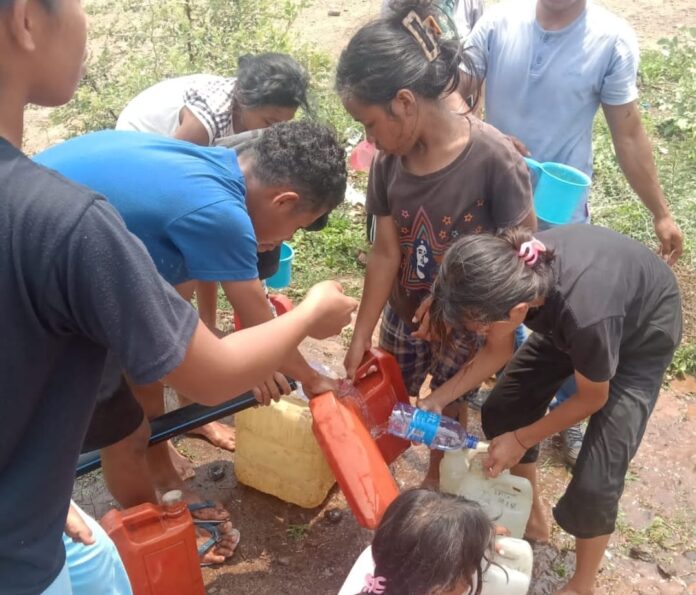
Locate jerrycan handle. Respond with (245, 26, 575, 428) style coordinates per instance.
(121, 506, 165, 532)
(354, 348, 384, 382)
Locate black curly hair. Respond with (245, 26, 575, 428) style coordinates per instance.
(246, 120, 347, 213)
(235, 53, 310, 114)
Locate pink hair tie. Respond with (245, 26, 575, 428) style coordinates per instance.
(518, 238, 546, 266)
(362, 574, 387, 594)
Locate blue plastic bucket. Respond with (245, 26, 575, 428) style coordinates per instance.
(266, 242, 294, 289)
(524, 157, 591, 225)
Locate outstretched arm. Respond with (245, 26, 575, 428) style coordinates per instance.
(165, 281, 357, 404)
(485, 372, 608, 476)
(603, 101, 682, 265)
(221, 279, 338, 397)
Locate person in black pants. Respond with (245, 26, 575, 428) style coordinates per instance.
(419, 224, 682, 595)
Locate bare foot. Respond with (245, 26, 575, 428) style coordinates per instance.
(197, 521, 240, 566)
(167, 441, 195, 481)
(187, 421, 236, 452)
(524, 506, 551, 544)
(555, 583, 593, 595)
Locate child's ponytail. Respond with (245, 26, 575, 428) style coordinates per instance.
(430, 227, 555, 340)
(336, 0, 482, 106)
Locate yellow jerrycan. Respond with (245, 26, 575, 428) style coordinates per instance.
(234, 394, 335, 508)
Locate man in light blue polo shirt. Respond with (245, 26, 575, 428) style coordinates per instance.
(467, 0, 682, 250)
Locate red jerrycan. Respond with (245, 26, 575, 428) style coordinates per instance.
(350, 349, 411, 463)
(234, 294, 293, 331)
(100, 490, 205, 595)
(309, 349, 409, 529)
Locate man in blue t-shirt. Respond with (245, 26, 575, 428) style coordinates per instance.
(36, 122, 348, 542)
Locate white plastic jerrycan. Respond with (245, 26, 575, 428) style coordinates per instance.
(338, 539, 532, 595)
(440, 449, 533, 538)
(480, 536, 533, 595)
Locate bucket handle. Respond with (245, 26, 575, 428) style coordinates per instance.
(523, 157, 542, 189)
(523, 156, 542, 173)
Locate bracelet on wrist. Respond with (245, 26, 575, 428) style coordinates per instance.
(513, 429, 531, 450)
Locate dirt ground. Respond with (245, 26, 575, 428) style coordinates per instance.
(74, 336, 696, 594)
(51, 0, 695, 593)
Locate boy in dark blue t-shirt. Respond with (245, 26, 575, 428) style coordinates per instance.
(36, 121, 348, 539)
(0, 0, 357, 591)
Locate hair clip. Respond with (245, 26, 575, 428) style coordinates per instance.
(362, 573, 387, 594)
(518, 238, 546, 266)
(402, 10, 441, 62)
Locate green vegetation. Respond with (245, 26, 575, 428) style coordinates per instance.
(56, 1, 694, 374)
(591, 28, 696, 375)
(54, 0, 357, 141)
(286, 523, 310, 541)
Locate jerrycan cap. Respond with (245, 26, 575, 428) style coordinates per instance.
(161, 490, 184, 506)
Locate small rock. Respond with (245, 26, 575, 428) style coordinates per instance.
(327, 9, 341, 16)
(629, 547, 655, 563)
(325, 509, 343, 524)
(208, 464, 225, 482)
(683, 550, 696, 562)
(323, 568, 333, 578)
(657, 563, 677, 579)
(277, 556, 291, 567)
(208, 588, 218, 594)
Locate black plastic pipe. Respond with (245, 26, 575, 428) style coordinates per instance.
(75, 389, 269, 477)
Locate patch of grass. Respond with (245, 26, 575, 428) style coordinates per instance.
(616, 512, 692, 554)
(592, 28, 696, 376)
(287, 203, 367, 301)
(668, 343, 696, 378)
(552, 561, 568, 579)
(286, 523, 310, 541)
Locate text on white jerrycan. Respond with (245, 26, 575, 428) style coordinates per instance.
(439, 449, 533, 539)
(479, 536, 532, 595)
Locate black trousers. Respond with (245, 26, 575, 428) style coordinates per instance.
(482, 297, 681, 538)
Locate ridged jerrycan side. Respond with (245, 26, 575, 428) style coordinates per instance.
(234, 394, 336, 508)
(310, 349, 409, 529)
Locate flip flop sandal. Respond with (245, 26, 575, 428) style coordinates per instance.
(197, 522, 241, 568)
(187, 500, 230, 521)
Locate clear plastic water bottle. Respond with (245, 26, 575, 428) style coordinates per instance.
(387, 402, 483, 450)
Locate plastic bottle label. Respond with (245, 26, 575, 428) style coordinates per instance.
(405, 409, 440, 446)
